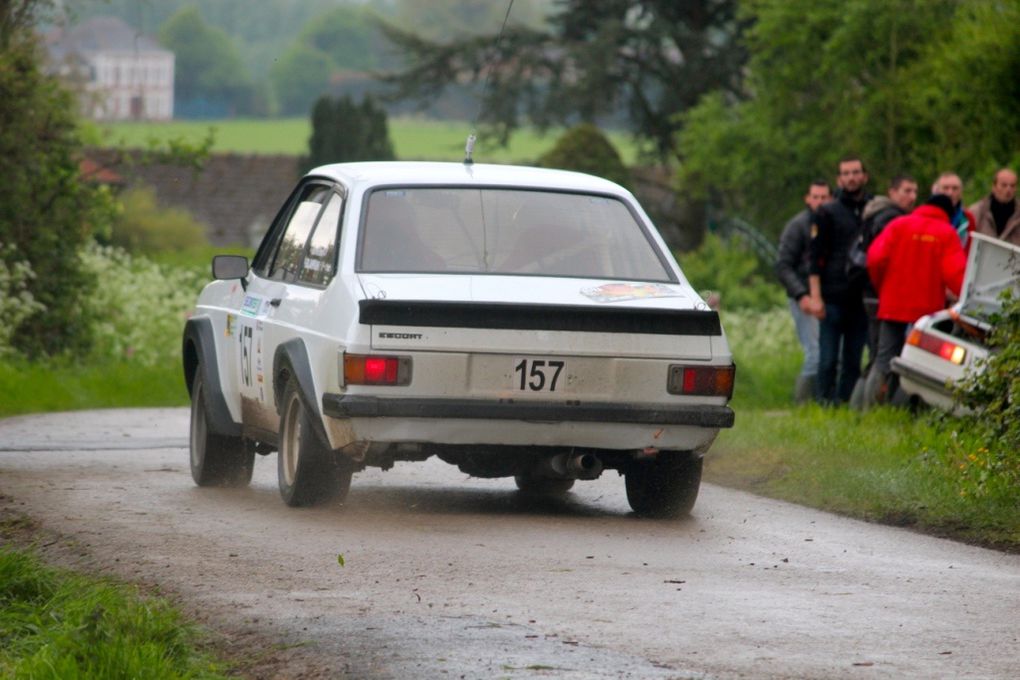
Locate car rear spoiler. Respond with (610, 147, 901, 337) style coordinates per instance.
(358, 300, 722, 336)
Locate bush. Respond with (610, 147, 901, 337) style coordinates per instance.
(79, 244, 207, 365)
(108, 187, 208, 255)
(677, 233, 785, 312)
(0, 243, 44, 357)
(945, 289, 1020, 495)
(536, 124, 632, 189)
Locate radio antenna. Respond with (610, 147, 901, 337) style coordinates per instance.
(465, 0, 516, 165)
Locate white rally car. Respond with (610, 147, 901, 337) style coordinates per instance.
(892, 232, 1020, 413)
(182, 162, 735, 517)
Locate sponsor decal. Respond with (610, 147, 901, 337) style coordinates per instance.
(580, 282, 682, 303)
(240, 295, 262, 317)
(379, 332, 424, 340)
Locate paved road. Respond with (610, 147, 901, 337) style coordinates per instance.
(1, 409, 1018, 679)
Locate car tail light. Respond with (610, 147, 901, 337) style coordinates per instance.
(906, 329, 966, 365)
(667, 364, 735, 398)
(343, 354, 411, 386)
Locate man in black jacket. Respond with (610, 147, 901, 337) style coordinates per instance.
(807, 156, 873, 405)
(776, 180, 831, 402)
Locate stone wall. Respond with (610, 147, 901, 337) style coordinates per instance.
(87, 149, 301, 248)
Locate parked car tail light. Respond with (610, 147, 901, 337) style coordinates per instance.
(667, 365, 735, 398)
(906, 329, 967, 365)
(343, 354, 412, 386)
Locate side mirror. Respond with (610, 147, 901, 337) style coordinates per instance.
(212, 255, 249, 281)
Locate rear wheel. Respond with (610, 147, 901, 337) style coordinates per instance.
(514, 474, 575, 495)
(625, 452, 703, 518)
(189, 368, 254, 487)
(278, 382, 353, 507)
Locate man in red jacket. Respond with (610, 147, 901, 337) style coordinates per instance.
(865, 193, 967, 404)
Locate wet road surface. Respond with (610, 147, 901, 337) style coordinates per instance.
(1, 408, 1018, 679)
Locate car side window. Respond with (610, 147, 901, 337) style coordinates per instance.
(298, 192, 344, 286)
(266, 185, 331, 282)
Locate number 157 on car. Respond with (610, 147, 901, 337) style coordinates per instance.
(513, 358, 566, 392)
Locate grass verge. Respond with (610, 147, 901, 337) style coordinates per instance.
(0, 360, 187, 418)
(0, 542, 231, 678)
(706, 405, 1020, 552)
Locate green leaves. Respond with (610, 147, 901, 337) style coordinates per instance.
(677, 0, 1020, 239)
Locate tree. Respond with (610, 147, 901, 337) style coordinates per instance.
(676, 0, 1020, 237)
(300, 95, 395, 173)
(300, 5, 384, 72)
(158, 6, 258, 117)
(378, 0, 746, 159)
(270, 43, 334, 117)
(0, 1, 112, 356)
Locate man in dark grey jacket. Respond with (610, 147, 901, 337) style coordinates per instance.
(807, 156, 873, 405)
(776, 180, 830, 402)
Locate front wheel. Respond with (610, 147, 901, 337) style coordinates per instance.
(625, 452, 703, 518)
(277, 382, 353, 507)
(189, 368, 254, 487)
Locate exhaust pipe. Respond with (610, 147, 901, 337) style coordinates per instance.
(537, 452, 603, 480)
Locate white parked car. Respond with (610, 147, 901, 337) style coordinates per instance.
(182, 162, 735, 517)
(892, 232, 1020, 413)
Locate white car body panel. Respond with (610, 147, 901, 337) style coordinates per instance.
(893, 233, 1020, 413)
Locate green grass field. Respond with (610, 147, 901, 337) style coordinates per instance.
(94, 117, 643, 165)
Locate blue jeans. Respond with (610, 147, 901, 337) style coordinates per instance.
(816, 299, 867, 405)
(788, 297, 819, 377)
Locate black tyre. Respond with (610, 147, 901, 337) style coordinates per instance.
(625, 452, 703, 518)
(189, 368, 254, 487)
(277, 382, 353, 507)
(514, 474, 575, 495)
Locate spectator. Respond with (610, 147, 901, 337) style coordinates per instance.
(865, 194, 967, 404)
(807, 156, 872, 405)
(968, 168, 1020, 246)
(933, 171, 976, 248)
(856, 175, 918, 407)
(776, 180, 831, 402)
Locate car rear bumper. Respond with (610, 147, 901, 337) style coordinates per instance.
(322, 394, 734, 428)
(890, 357, 957, 412)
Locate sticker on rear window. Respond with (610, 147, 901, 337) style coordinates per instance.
(581, 282, 681, 303)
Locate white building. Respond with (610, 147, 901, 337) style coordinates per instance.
(46, 16, 174, 121)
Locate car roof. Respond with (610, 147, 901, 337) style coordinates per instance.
(305, 161, 630, 196)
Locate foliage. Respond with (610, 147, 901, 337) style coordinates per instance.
(0, 547, 231, 678)
(0, 243, 45, 357)
(300, 4, 385, 72)
(107, 187, 208, 255)
(379, 0, 746, 158)
(386, 0, 550, 41)
(300, 95, 395, 172)
(677, 233, 785, 312)
(270, 42, 335, 117)
(78, 243, 207, 366)
(677, 0, 1020, 238)
(536, 123, 631, 189)
(720, 305, 800, 408)
(0, 12, 114, 357)
(944, 290, 1020, 496)
(158, 6, 259, 116)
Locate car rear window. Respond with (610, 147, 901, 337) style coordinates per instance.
(357, 187, 674, 281)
